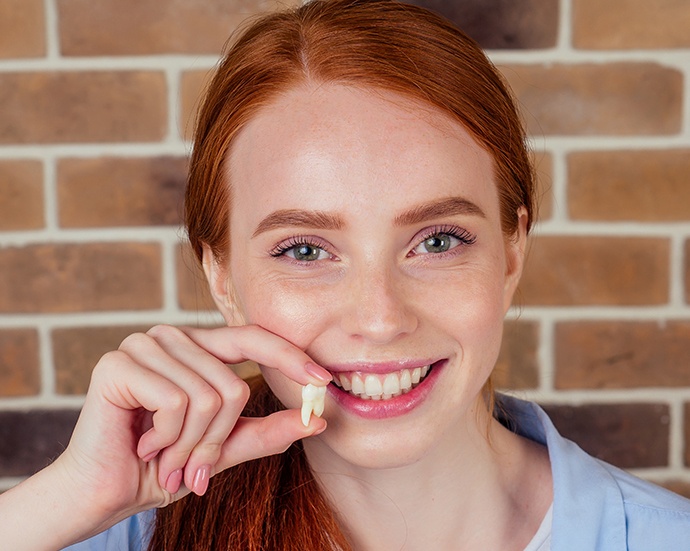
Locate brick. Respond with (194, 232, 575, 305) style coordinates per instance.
(0, 0, 45, 58)
(0, 329, 40, 397)
(573, 0, 690, 49)
(555, 321, 690, 389)
(658, 480, 690, 501)
(0, 160, 44, 230)
(568, 150, 690, 222)
(502, 64, 682, 136)
(58, 0, 301, 56)
(542, 402, 669, 469)
(518, 236, 669, 306)
(686, 240, 690, 304)
(177, 244, 217, 312)
(0, 410, 80, 476)
(57, 157, 188, 228)
(180, 70, 214, 141)
(407, 0, 558, 49)
(685, 403, 690, 467)
(53, 325, 151, 395)
(0, 72, 166, 144)
(494, 320, 539, 389)
(0, 243, 162, 313)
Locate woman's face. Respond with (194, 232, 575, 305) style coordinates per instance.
(217, 83, 526, 469)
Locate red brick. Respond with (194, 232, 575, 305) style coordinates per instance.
(0, 160, 44, 230)
(53, 325, 151, 395)
(534, 152, 553, 222)
(686, 240, 690, 305)
(57, 157, 188, 228)
(180, 70, 214, 141)
(0, 329, 40, 397)
(0, 410, 80, 476)
(0, 72, 166, 144)
(555, 321, 690, 389)
(502, 64, 682, 136)
(0, 0, 45, 58)
(658, 480, 690, 501)
(518, 236, 669, 306)
(573, 0, 690, 49)
(685, 403, 690, 467)
(58, 0, 300, 56)
(543, 402, 669, 469)
(568, 150, 690, 222)
(0, 243, 162, 313)
(494, 320, 539, 389)
(407, 0, 558, 49)
(177, 244, 217, 312)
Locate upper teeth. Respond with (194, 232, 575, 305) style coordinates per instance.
(332, 366, 430, 401)
(301, 383, 327, 426)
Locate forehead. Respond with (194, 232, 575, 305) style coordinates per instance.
(225, 83, 498, 224)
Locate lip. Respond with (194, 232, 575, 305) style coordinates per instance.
(326, 359, 447, 419)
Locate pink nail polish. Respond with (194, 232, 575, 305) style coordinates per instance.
(165, 469, 183, 495)
(192, 465, 211, 496)
(305, 361, 332, 383)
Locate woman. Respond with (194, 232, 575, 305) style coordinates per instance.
(2, 1, 689, 549)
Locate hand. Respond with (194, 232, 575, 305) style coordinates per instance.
(52, 324, 331, 539)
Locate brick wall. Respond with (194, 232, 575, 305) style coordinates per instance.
(1, 0, 689, 499)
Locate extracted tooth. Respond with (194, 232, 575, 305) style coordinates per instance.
(301, 383, 327, 427)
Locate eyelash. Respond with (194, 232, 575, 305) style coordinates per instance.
(269, 225, 476, 262)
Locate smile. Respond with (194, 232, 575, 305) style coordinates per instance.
(331, 365, 432, 401)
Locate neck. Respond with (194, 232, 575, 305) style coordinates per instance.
(303, 404, 552, 551)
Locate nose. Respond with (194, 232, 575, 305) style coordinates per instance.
(340, 264, 418, 344)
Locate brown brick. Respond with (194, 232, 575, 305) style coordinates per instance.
(686, 240, 690, 304)
(518, 236, 669, 306)
(0, 329, 40, 397)
(542, 402, 669, 469)
(0, 410, 80, 476)
(0, 243, 162, 313)
(494, 320, 539, 389)
(573, 0, 690, 49)
(407, 0, 558, 49)
(0, 0, 45, 58)
(685, 403, 690, 467)
(180, 70, 214, 141)
(502, 64, 682, 136)
(555, 321, 690, 389)
(58, 0, 300, 56)
(568, 150, 690, 222)
(53, 325, 151, 395)
(658, 480, 690, 501)
(0, 160, 44, 230)
(57, 157, 188, 228)
(177, 244, 217, 312)
(0, 72, 166, 144)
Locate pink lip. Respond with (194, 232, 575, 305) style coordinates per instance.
(325, 358, 441, 375)
(327, 359, 447, 419)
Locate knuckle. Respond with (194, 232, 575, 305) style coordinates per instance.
(166, 389, 189, 413)
(194, 387, 222, 417)
(119, 331, 155, 351)
(147, 324, 187, 345)
(223, 377, 250, 404)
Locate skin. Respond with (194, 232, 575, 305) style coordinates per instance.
(205, 83, 553, 550)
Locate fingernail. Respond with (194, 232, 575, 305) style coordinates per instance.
(305, 361, 332, 383)
(192, 465, 211, 496)
(165, 469, 183, 495)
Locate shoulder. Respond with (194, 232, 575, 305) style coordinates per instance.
(61, 510, 155, 551)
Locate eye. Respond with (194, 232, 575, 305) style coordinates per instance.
(410, 226, 476, 256)
(269, 236, 334, 262)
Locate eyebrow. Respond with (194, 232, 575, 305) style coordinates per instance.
(394, 196, 485, 226)
(252, 209, 344, 238)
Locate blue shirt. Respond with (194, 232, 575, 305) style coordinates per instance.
(64, 396, 690, 550)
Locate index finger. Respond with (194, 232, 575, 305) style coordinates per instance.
(177, 325, 332, 386)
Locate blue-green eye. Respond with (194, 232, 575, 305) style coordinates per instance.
(411, 227, 477, 256)
(286, 244, 330, 261)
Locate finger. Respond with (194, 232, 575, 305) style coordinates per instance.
(178, 325, 332, 386)
(215, 409, 327, 471)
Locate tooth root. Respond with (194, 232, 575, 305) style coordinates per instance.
(301, 400, 313, 427)
(313, 397, 325, 417)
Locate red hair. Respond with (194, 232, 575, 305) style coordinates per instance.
(151, 1, 537, 548)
